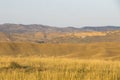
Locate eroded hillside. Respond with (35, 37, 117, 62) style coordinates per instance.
(0, 23, 120, 43)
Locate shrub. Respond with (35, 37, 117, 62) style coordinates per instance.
(9, 62, 22, 69)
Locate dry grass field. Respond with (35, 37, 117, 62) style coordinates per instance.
(0, 42, 120, 80)
(0, 57, 119, 80)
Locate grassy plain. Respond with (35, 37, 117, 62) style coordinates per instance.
(0, 57, 119, 80)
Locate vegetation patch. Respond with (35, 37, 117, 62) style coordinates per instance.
(0, 62, 46, 72)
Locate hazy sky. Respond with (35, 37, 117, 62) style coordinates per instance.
(0, 0, 120, 27)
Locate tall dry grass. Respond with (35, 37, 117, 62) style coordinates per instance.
(0, 57, 119, 80)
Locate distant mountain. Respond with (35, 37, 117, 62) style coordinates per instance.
(0, 23, 83, 34)
(0, 23, 120, 43)
(0, 23, 120, 34)
(81, 26, 120, 31)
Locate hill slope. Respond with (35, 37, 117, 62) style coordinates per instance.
(0, 42, 120, 60)
(0, 23, 120, 43)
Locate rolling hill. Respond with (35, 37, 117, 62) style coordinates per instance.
(0, 23, 120, 43)
(0, 23, 120, 60)
(0, 42, 120, 60)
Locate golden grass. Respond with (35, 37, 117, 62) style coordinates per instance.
(0, 57, 119, 80)
(0, 42, 120, 60)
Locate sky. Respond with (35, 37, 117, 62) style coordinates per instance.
(0, 0, 120, 27)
